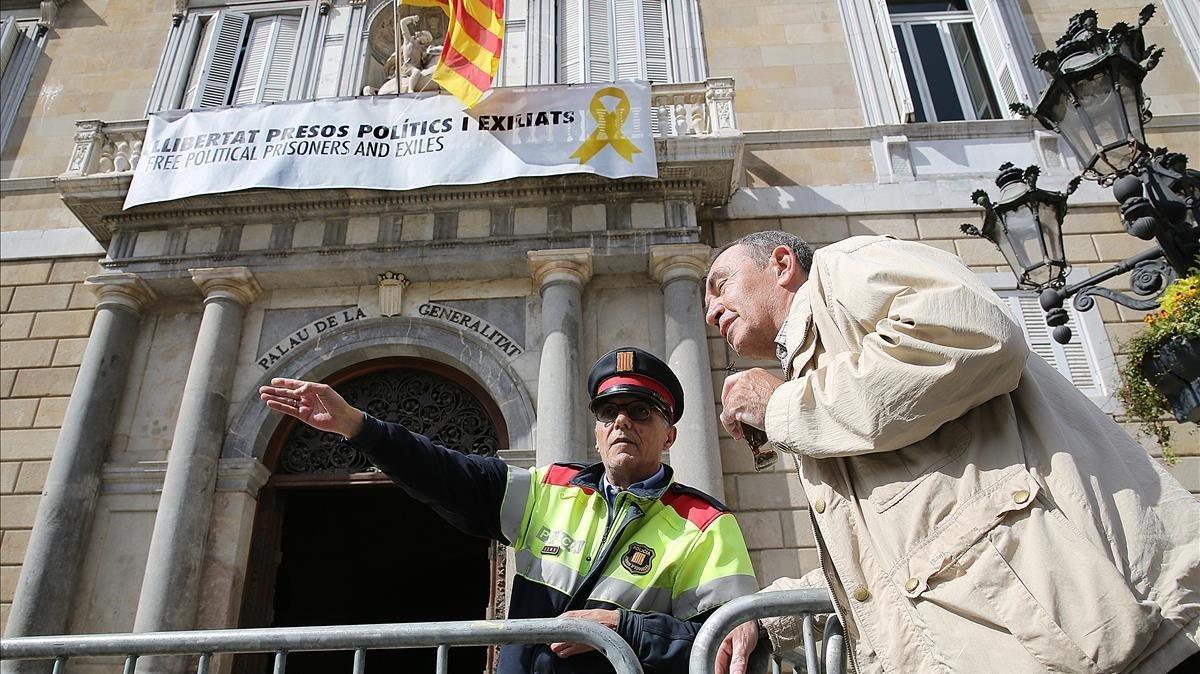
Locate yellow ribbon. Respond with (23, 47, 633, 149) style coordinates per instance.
(570, 87, 642, 165)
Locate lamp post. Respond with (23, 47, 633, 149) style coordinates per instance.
(962, 4, 1199, 345)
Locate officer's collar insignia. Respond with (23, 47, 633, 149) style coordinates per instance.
(616, 350, 634, 372)
(621, 542, 655, 575)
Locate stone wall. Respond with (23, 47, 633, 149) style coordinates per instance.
(0, 256, 101, 629)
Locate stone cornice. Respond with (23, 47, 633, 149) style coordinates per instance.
(84, 272, 157, 313)
(192, 266, 263, 306)
(528, 249, 593, 288)
(214, 457, 272, 496)
(649, 243, 711, 285)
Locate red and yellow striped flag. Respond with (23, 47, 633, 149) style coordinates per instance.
(406, 0, 505, 108)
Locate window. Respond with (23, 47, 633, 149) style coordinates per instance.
(558, 0, 671, 84)
(0, 7, 44, 152)
(985, 271, 1119, 411)
(889, 1, 999, 122)
(839, 0, 1041, 125)
(149, 1, 328, 112)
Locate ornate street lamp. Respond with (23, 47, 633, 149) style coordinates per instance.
(963, 4, 1199, 345)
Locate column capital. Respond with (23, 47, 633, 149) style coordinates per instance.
(528, 248, 593, 288)
(85, 272, 157, 313)
(649, 243, 711, 286)
(191, 267, 263, 305)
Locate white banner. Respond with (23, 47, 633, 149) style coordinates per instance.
(125, 82, 657, 209)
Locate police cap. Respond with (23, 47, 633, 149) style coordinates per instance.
(587, 347, 684, 424)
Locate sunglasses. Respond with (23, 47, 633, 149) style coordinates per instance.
(593, 400, 665, 424)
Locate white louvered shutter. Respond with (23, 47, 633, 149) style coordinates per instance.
(0, 17, 17, 76)
(614, 0, 641, 80)
(560, 0, 584, 83)
(587, 0, 613, 81)
(969, 0, 1032, 115)
(233, 14, 300, 105)
(1006, 293, 1103, 399)
(871, 0, 915, 123)
(190, 11, 250, 108)
(641, 0, 670, 83)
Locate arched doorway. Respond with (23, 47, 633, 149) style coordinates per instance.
(237, 358, 508, 674)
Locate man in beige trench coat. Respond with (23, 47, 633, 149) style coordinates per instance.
(704, 231, 1199, 673)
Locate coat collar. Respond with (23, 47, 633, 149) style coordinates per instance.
(570, 462, 674, 502)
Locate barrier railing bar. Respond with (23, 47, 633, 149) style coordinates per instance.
(51, 656, 65, 674)
(197, 652, 211, 674)
(1, 618, 643, 674)
(352, 647, 366, 674)
(802, 614, 818, 674)
(689, 589, 842, 674)
(122, 654, 137, 674)
(435, 644, 449, 674)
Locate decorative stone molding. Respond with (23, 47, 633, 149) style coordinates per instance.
(377, 271, 411, 317)
(214, 457, 272, 496)
(882, 135, 915, 182)
(1035, 130, 1068, 173)
(649, 243, 710, 286)
(528, 249, 593, 289)
(85, 272, 157, 313)
(318, 0, 332, 15)
(704, 78, 737, 136)
(39, 0, 70, 31)
(172, 0, 188, 25)
(191, 267, 263, 306)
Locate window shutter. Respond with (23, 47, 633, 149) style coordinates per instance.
(0, 19, 40, 151)
(1005, 293, 1103, 398)
(262, 15, 300, 102)
(191, 11, 251, 108)
(871, 0, 915, 122)
(641, 0, 670, 83)
(969, 0, 1032, 114)
(233, 15, 300, 105)
(613, 0, 641, 80)
(587, 0, 614, 81)
(560, 0, 583, 83)
(0, 16, 18, 76)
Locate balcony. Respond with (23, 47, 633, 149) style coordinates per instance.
(57, 79, 742, 247)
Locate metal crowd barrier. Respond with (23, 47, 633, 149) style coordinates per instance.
(689, 589, 846, 674)
(0, 617, 644, 674)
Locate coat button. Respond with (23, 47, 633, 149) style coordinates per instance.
(852, 586, 870, 602)
(904, 578, 919, 593)
(1012, 490, 1030, 504)
(814, 499, 826, 514)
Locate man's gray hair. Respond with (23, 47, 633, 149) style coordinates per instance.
(714, 231, 814, 272)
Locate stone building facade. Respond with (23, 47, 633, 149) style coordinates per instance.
(1, 0, 1197, 667)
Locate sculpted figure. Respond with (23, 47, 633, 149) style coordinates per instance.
(363, 15, 443, 96)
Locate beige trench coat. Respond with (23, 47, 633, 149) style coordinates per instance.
(757, 236, 1199, 673)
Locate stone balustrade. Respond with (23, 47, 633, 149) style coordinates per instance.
(62, 80, 739, 179)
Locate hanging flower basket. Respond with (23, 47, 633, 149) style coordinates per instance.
(1138, 335, 1200, 423)
(1118, 273, 1200, 462)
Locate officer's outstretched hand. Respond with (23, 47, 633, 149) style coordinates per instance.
(715, 620, 759, 674)
(259, 378, 363, 439)
(550, 609, 619, 658)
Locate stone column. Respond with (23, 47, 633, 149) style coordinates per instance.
(133, 268, 261, 652)
(3, 275, 155, 652)
(650, 244, 724, 501)
(528, 249, 592, 466)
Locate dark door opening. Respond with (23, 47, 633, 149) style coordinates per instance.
(268, 485, 491, 674)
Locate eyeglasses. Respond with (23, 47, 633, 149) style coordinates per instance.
(593, 400, 664, 424)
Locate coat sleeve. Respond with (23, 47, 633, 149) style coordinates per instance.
(616, 512, 758, 673)
(765, 238, 1030, 456)
(346, 413, 518, 543)
(757, 569, 829, 653)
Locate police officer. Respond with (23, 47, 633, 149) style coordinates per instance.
(260, 347, 757, 673)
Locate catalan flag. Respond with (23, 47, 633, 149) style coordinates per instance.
(405, 0, 505, 108)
